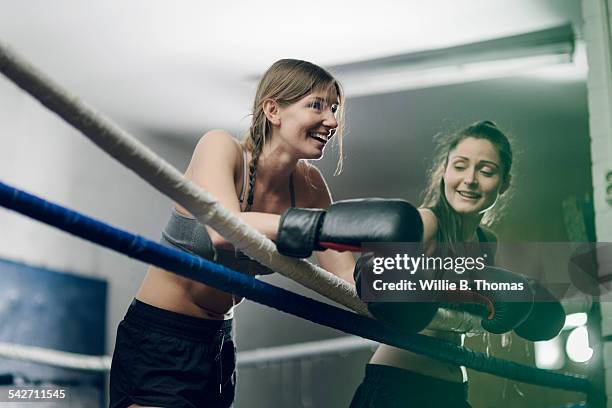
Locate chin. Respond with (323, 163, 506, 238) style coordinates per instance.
(453, 207, 478, 216)
(450, 201, 483, 215)
(307, 149, 326, 160)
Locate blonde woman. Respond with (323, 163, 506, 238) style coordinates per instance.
(110, 59, 356, 408)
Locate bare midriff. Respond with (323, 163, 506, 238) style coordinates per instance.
(136, 265, 241, 320)
(369, 329, 466, 382)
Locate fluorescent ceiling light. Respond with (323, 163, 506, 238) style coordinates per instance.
(521, 41, 587, 82)
(563, 312, 588, 329)
(329, 24, 575, 97)
(534, 337, 565, 370)
(565, 326, 594, 363)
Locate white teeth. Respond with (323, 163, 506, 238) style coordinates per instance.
(458, 191, 480, 198)
(309, 132, 328, 142)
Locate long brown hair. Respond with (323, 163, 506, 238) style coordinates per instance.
(420, 120, 513, 246)
(243, 59, 345, 211)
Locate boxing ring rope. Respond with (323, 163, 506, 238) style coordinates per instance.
(0, 181, 592, 393)
(236, 336, 377, 368)
(0, 337, 376, 372)
(0, 342, 112, 372)
(0, 40, 483, 334)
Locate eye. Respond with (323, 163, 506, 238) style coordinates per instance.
(309, 100, 323, 110)
(330, 104, 339, 113)
(453, 163, 466, 170)
(480, 166, 496, 177)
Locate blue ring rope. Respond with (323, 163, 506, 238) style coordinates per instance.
(0, 180, 591, 393)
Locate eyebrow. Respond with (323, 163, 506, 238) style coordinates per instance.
(310, 96, 340, 105)
(451, 156, 500, 168)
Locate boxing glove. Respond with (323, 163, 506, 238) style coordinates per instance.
(439, 266, 534, 334)
(514, 280, 565, 341)
(276, 198, 423, 258)
(354, 253, 439, 334)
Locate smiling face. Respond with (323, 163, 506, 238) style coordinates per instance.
(443, 137, 509, 216)
(273, 88, 340, 160)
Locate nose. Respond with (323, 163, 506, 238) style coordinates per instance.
(322, 108, 338, 130)
(464, 169, 478, 186)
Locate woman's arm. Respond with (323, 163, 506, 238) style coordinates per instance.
(177, 130, 280, 248)
(315, 243, 357, 284)
(417, 207, 439, 256)
(301, 165, 357, 284)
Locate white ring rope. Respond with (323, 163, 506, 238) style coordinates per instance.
(0, 337, 377, 372)
(237, 336, 377, 368)
(0, 342, 111, 372)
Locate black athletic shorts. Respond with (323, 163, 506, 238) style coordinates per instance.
(109, 299, 235, 408)
(350, 364, 471, 408)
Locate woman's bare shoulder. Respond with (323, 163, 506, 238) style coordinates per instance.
(189, 130, 243, 168)
(418, 207, 439, 244)
(195, 129, 241, 153)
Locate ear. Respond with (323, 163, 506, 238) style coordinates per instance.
(262, 99, 281, 126)
(499, 174, 511, 195)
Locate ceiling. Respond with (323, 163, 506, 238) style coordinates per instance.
(0, 0, 584, 138)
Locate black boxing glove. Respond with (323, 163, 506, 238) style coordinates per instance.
(439, 266, 534, 334)
(276, 198, 423, 258)
(514, 280, 565, 341)
(354, 254, 438, 334)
